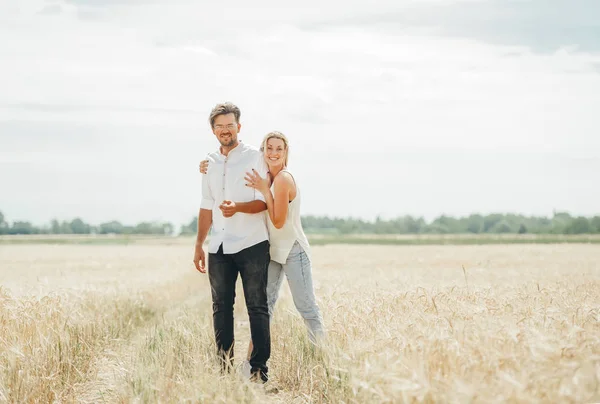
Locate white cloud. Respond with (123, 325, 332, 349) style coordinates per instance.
(1, 0, 599, 225)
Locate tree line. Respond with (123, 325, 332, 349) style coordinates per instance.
(0, 211, 173, 236)
(184, 211, 600, 235)
(1, 210, 599, 236)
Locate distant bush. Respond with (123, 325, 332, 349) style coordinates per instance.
(2, 209, 599, 236)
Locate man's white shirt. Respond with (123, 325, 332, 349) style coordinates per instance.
(200, 142, 269, 254)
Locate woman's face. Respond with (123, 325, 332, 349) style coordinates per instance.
(264, 137, 286, 168)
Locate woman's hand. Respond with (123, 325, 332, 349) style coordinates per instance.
(199, 159, 209, 174)
(244, 169, 271, 195)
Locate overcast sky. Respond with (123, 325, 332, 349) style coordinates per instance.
(1, 0, 599, 227)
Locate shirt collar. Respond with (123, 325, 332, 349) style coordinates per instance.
(219, 141, 245, 157)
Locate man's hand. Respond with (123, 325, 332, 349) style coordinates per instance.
(199, 159, 209, 174)
(219, 200, 238, 218)
(193, 243, 207, 273)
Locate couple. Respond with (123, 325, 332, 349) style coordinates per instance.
(192, 102, 325, 383)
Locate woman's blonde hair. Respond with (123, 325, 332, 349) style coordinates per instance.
(260, 131, 289, 167)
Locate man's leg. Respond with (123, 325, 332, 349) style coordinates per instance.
(208, 244, 238, 371)
(244, 260, 284, 366)
(234, 240, 271, 381)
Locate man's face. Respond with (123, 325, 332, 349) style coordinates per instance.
(212, 113, 240, 147)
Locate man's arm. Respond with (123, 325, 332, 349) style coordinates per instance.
(236, 201, 267, 213)
(196, 208, 212, 245)
(219, 200, 266, 217)
(218, 152, 268, 217)
(235, 152, 268, 213)
(193, 208, 212, 273)
(194, 162, 214, 273)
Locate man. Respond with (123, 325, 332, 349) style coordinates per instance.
(193, 102, 271, 383)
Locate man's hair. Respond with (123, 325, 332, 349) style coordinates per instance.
(260, 131, 290, 167)
(209, 102, 241, 128)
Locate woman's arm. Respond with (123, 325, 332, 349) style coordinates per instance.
(270, 174, 294, 228)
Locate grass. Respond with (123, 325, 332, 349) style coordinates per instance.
(1, 243, 599, 402)
(308, 234, 600, 245)
(2, 233, 600, 246)
(0, 289, 157, 402)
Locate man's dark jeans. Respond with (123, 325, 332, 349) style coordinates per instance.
(208, 240, 270, 377)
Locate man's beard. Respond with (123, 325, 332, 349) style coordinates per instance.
(219, 135, 236, 147)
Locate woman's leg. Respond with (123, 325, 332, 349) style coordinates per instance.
(267, 260, 285, 317)
(247, 260, 284, 360)
(283, 242, 325, 344)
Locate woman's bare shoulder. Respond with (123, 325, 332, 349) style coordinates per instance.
(273, 171, 295, 190)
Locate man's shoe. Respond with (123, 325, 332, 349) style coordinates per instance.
(250, 370, 268, 384)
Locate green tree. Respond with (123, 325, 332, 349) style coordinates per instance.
(59, 221, 73, 234)
(180, 217, 197, 235)
(466, 214, 484, 233)
(483, 214, 504, 233)
(551, 211, 573, 233)
(9, 221, 38, 235)
(490, 220, 513, 233)
(565, 217, 593, 234)
(423, 223, 450, 234)
(591, 216, 600, 233)
(427, 215, 462, 233)
(50, 219, 61, 234)
(99, 221, 124, 234)
(0, 211, 7, 235)
(535, 217, 553, 233)
(70, 218, 91, 234)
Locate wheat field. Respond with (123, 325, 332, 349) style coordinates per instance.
(1, 241, 599, 403)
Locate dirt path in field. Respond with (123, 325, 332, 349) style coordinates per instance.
(73, 273, 261, 403)
(73, 273, 209, 402)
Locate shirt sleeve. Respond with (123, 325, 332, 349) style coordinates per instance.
(200, 157, 214, 210)
(253, 153, 268, 203)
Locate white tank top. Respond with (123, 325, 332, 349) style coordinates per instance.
(267, 170, 311, 264)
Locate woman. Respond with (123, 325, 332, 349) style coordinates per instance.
(200, 131, 325, 351)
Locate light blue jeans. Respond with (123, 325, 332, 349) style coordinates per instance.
(267, 241, 325, 344)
